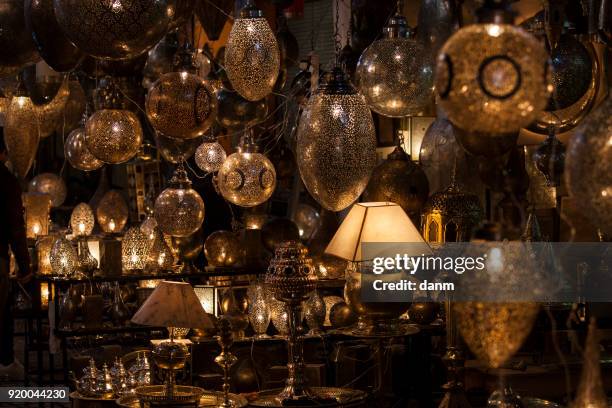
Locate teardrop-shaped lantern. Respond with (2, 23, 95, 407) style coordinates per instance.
(70, 202, 95, 237)
(4, 83, 39, 179)
(224, 1, 280, 101)
(296, 68, 376, 211)
(96, 190, 129, 234)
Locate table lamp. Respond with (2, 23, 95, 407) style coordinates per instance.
(325, 202, 431, 335)
(131, 281, 214, 399)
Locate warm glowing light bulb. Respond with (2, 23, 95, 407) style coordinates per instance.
(32, 223, 41, 236)
(109, 219, 116, 232)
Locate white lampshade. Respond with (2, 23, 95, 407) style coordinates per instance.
(325, 202, 431, 262)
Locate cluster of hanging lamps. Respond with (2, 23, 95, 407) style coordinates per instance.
(435, 0, 552, 135)
(355, 10, 434, 117)
(146, 43, 217, 140)
(224, 0, 280, 101)
(296, 67, 376, 212)
(85, 80, 143, 164)
(216, 131, 277, 207)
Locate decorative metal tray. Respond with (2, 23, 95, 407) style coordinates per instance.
(136, 385, 204, 405)
(248, 387, 368, 407)
(117, 390, 248, 408)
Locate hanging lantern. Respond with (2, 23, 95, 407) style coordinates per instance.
(566, 96, 612, 235)
(122, 227, 149, 272)
(296, 68, 376, 212)
(49, 235, 78, 276)
(154, 166, 205, 237)
(143, 32, 180, 85)
(293, 203, 321, 241)
(58, 80, 87, 134)
(356, 13, 434, 117)
(23, 193, 51, 239)
(53, 0, 172, 60)
(195, 138, 226, 173)
(28, 173, 67, 208)
(85, 81, 143, 164)
(64, 126, 104, 171)
(363, 143, 429, 223)
(36, 234, 58, 275)
(140, 215, 158, 240)
(421, 182, 483, 244)
(4, 85, 39, 179)
(216, 131, 276, 208)
(96, 190, 129, 234)
(34, 79, 70, 138)
(204, 230, 241, 266)
(144, 227, 174, 273)
(247, 281, 271, 338)
(224, 0, 280, 101)
(70, 203, 95, 238)
(146, 44, 217, 140)
(435, 0, 551, 135)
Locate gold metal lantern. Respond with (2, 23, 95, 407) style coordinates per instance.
(144, 227, 175, 273)
(216, 132, 276, 208)
(50, 235, 78, 276)
(296, 68, 376, 212)
(154, 166, 205, 237)
(5, 89, 40, 179)
(96, 190, 129, 234)
(64, 127, 104, 171)
(224, 0, 279, 101)
(195, 138, 226, 173)
(122, 227, 149, 273)
(70, 203, 95, 238)
(28, 173, 67, 207)
(203, 230, 241, 267)
(22, 192, 51, 239)
(36, 234, 58, 275)
(435, 1, 551, 134)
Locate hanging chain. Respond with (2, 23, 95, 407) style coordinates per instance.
(334, 0, 341, 65)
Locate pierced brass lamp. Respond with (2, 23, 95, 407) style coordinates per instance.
(131, 281, 214, 399)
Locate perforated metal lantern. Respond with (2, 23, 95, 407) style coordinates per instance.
(296, 68, 376, 212)
(204, 230, 241, 267)
(96, 190, 129, 234)
(435, 3, 551, 134)
(224, 1, 279, 101)
(122, 227, 149, 272)
(356, 14, 434, 117)
(154, 167, 205, 237)
(5, 93, 39, 179)
(23, 193, 51, 239)
(70, 203, 95, 237)
(50, 235, 78, 276)
(64, 127, 103, 171)
(29, 173, 67, 208)
(195, 140, 226, 173)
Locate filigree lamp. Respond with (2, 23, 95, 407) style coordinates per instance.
(195, 137, 226, 173)
(122, 227, 149, 273)
(28, 173, 67, 207)
(96, 190, 129, 234)
(22, 193, 51, 239)
(50, 235, 78, 277)
(70, 203, 95, 238)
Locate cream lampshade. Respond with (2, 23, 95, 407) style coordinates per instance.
(325, 202, 431, 262)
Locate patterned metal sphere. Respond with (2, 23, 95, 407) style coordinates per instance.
(296, 68, 376, 212)
(356, 16, 434, 117)
(323, 295, 344, 326)
(146, 72, 217, 140)
(224, 11, 280, 101)
(85, 109, 143, 164)
(363, 145, 429, 222)
(96, 190, 129, 233)
(195, 140, 226, 173)
(154, 168, 205, 237)
(436, 24, 551, 134)
(4, 95, 39, 179)
(566, 96, 612, 235)
(294, 203, 320, 240)
(0, 0, 40, 71)
(217, 138, 276, 208)
(143, 32, 179, 84)
(50, 235, 78, 276)
(65, 127, 104, 171)
(261, 217, 300, 253)
(155, 133, 201, 164)
(265, 241, 317, 303)
(329, 301, 357, 328)
(122, 227, 149, 271)
(216, 87, 268, 129)
(24, 0, 84, 72)
(70, 203, 95, 237)
(52, 0, 172, 60)
(29, 173, 67, 207)
(204, 230, 241, 266)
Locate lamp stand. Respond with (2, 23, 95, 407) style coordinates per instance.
(214, 319, 237, 408)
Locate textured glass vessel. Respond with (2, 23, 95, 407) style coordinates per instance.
(195, 140, 226, 173)
(247, 281, 271, 339)
(50, 235, 78, 276)
(96, 190, 129, 234)
(85, 109, 143, 164)
(436, 22, 551, 134)
(146, 71, 217, 140)
(5, 95, 39, 179)
(566, 96, 612, 235)
(70, 203, 95, 237)
(53, 0, 172, 60)
(65, 127, 103, 171)
(224, 3, 280, 101)
(356, 15, 434, 117)
(29, 173, 67, 207)
(296, 68, 376, 211)
(217, 133, 276, 208)
(154, 167, 205, 237)
(203, 230, 241, 266)
(122, 227, 149, 272)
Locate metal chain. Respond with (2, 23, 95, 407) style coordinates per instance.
(334, 0, 340, 65)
